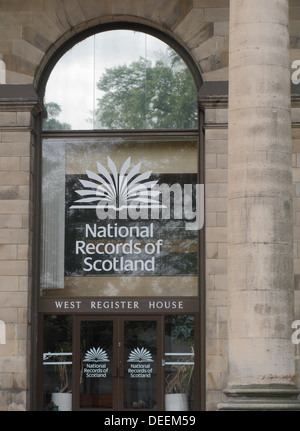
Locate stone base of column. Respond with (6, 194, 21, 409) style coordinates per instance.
(218, 386, 300, 410)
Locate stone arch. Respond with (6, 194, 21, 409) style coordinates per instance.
(1, 1, 230, 87)
(35, 18, 203, 98)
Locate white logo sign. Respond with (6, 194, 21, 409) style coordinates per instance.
(127, 347, 154, 379)
(71, 157, 162, 211)
(83, 347, 109, 378)
(70, 157, 204, 230)
(127, 347, 154, 363)
(83, 347, 109, 362)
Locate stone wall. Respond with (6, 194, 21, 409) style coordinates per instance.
(0, 87, 40, 410)
(204, 106, 228, 410)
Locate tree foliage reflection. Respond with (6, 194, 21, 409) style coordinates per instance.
(95, 50, 197, 129)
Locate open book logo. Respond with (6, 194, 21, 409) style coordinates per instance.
(127, 347, 154, 363)
(83, 347, 109, 362)
(69, 156, 204, 230)
(70, 157, 162, 212)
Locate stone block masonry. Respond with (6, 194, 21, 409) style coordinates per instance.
(0, 86, 40, 410)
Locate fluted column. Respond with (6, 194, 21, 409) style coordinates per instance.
(219, 0, 299, 409)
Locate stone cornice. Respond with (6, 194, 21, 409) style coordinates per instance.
(0, 85, 42, 115)
(198, 81, 228, 109)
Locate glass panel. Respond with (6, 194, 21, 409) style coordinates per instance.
(124, 320, 157, 409)
(40, 141, 65, 290)
(42, 315, 73, 411)
(164, 315, 194, 411)
(80, 320, 114, 409)
(40, 137, 199, 297)
(43, 30, 197, 130)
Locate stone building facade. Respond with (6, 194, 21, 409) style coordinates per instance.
(0, 0, 300, 411)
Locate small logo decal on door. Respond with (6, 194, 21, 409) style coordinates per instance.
(127, 347, 154, 362)
(83, 347, 109, 362)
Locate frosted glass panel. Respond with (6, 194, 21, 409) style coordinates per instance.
(41, 141, 65, 290)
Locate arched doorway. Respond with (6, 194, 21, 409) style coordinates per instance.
(36, 25, 204, 411)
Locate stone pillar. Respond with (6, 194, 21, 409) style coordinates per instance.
(219, 0, 300, 409)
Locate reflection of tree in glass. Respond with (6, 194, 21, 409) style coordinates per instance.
(95, 50, 197, 129)
(44, 315, 73, 353)
(43, 102, 71, 130)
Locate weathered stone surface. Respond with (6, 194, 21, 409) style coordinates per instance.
(58, 0, 86, 27)
(173, 7, 203, 39)
(43, 0, 73, 32)
(152, 0, 193, 29)
(77, 0, 102, 21)
(224, 0, 296, 409)
(204, 8, 229, 22)
(22, 25, 52, 53)
(12, 40, 44, 65)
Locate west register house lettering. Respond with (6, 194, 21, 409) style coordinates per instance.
(53, 300, 184, 312)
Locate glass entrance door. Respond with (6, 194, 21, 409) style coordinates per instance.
(78, 317, 116, 409)
(75, 316, 163, 410)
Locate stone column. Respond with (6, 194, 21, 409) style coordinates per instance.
(219, 0, 299, 409)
